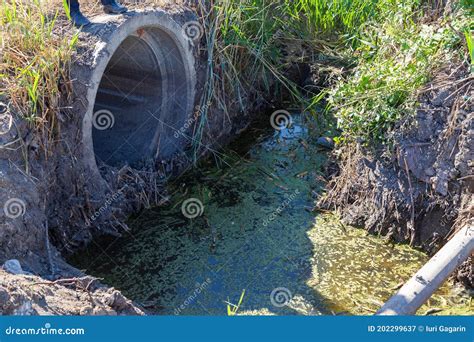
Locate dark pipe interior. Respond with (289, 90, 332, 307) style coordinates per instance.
(92, 35, 163, 168)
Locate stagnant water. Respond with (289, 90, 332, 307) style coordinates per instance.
(70, 114, 473, 316)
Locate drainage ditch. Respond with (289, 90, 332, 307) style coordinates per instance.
(70, 114, 473, 315)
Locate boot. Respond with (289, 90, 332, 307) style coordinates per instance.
(101, 0, 127, 14)
(71, 10, 91, 27)
(68, 0, 91, 27)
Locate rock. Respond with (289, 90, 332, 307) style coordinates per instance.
(92, 306, 116, 316)
(316, 137, 335, 149)
(3, 259, 28, 275)
(105, 290, 129, 311)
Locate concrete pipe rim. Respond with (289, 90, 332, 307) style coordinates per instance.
(81, 12, 197, 183)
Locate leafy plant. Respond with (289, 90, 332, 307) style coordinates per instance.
(326, 3, 464, 143)
(226, 289, 246, 316)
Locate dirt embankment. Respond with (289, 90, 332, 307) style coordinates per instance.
(0, 3, 281, 315)
(319, 62, 473, 288)
(0, 269, 143, 315)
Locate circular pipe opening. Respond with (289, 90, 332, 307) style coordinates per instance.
(91, 26, 192, 168)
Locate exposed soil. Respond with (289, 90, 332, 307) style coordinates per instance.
(0, 3, 280, 315)
(319, 61, 473, 287)
(0, 270, 143, 315)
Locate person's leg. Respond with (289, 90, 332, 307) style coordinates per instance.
(68, 0, 80, 12)
(68, 0, 91, 27)
(100, 0, 127, 14)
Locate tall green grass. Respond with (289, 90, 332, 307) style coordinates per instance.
(284, 0, 394, 33)
(1, 0, 78, 146)
(465, 30, 473, 71)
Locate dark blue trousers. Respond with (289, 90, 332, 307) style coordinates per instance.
(68, 0, 113, 13)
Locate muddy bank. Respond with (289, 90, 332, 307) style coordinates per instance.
(319, 62, 473, 287)
(0, 269, 143, 315)
(0, 3, 292, 315)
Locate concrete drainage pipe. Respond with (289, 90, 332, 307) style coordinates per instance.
(76, 10, 197, 179)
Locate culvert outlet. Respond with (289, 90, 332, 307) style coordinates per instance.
(74, 10, 197, 179)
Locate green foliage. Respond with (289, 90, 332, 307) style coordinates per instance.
(327, 4, 467, 143)
(1, 0, 77, 140)
(284, 0, 398, 34)
(465, 30, 474, 71)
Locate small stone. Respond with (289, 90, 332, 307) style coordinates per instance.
(3, 259, 27, 275)
(92, 306, 116, 316)
(316, 137, 335, 149)
(105, 290, 129, 311)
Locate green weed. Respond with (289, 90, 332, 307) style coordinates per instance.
(327, 3, 467, 143)
(226, 289, 246, 316)
(1, 0, 78, 146)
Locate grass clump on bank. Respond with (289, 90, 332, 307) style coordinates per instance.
(205, 1, 471, 146)
(192, 0, 402, 154)
(0, 0, 77, 144)
(327, 2, 472, 143)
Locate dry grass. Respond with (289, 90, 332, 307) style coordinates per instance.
(0, 0, 78, 148)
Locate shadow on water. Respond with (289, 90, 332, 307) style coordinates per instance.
(69, 113, 473, 316)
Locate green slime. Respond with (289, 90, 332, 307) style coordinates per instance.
(70, 115, 473, 316)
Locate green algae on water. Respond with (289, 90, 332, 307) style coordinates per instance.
(69, 114, 472, 316)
